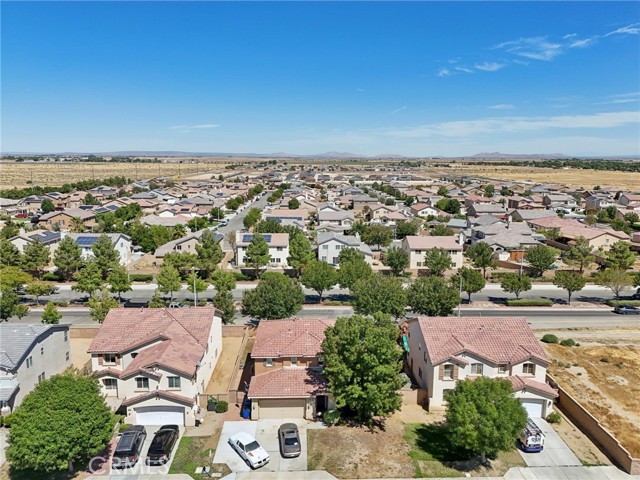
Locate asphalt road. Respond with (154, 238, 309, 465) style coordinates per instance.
(216, 192, 271, 250)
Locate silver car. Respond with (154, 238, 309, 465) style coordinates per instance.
(278, 423, 301, 458)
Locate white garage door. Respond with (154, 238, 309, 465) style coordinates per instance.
(258, 399, 306, 419)
(521, 399, 543, 418)
(135, 406, 185, 425)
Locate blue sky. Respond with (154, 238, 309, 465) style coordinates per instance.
(2, 1, 639, 156)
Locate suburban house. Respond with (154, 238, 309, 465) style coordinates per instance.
(0, 324, 71, 413)
(470, 221, 540, 252)
(401, 235, 463, 270)
(411, 203, 445, 218)
(542, 194, 578, 211)
(618, 193, 640, 206)
(466, 203, 507, 217)
(316, 232, 373, 266)
(235, 232, 290, 268)
(247, 318, 336, 420)
(526, 217, 630, 251)
(317, 208, 354, 231)
(405, 316, 558, 418)
(87, 308, 222, 426)
(9, 230, 61, 255)
(154, 229, 223, 261)
(38, 207, 97, 231)
(64, 232, 132, 265)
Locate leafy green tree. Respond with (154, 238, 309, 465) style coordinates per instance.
(623, 212, 639, 224)
(361, 224, 393, 250)
(0, 238, 22, 267)
(301, 260, 338, 301)
(541, 227, 561, 240)
(69, 216, 86, 233)
(585, 213, 597, 226)
(594, 268, 633, 298)
(72, 263, 103, 296)
(338, 256, 373, 290)
(148, 292, 166, 308)
(500, 273, 532, 299)
(6, 373, 115, 472)
(163, 251, 197, 279)
(445, 377, 528, 463)
(351, 273, 407, 318)
(483, 185, 495, 198)
(0, 220, 20, 240)
(467, 242, 496, 278)
(195, 230, 224, 278)
(40, 198, 55, 214)
(88, 288, 120, 323)
(407, 276, 461, 316)
(338, 247, 364, 265)
(524, 245, 558, 277)
(245, 234, 270, 278)
(424, 247, 452, 276)
(214, 289, 236, 324)
(288, 198, 300, 209)
(41, 302, 62, 324)
(395, 220, 419, 239)
(0, 289, 29, 321)
(431, 224, 454, 236)
(25, 280, 55, 306)
(451, 267, 486, 302)
(187, 217, 209, 232)
(322, 314, 403, 423)
(83, 192, 100, 205)
(0, 266, 33, 291)
(53, 236, 83, 280)
(241, 272, 304, 320)
(22, 240, 50, 278)
(91, 234, 120, 279)
(553, 271, 586, 305)
(437, 186, 449, 196)
(209, 207, 225, 222)
(287, 230, 315, 276)
(156, 265, 182, 301)
(243, 207, 262, 230)
(211, 269, 237, 292)
(187, 271, 208, 304)
(255, 218, 284, 233)
(106, 265, 131, 302)
(605, 241, 636, 270)
(435, 198, 461, 214)
(564, 237, 595, 274)
(383, 247, 409, 276)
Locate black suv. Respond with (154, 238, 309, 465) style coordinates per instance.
(112, 425, 147, 469)
(146, 425, 180, 465)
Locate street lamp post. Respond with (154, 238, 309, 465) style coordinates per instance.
(457, 270, 463, 316)
(192, 268, 197, 306)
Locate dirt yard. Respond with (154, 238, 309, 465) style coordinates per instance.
(205, 336, 245, 395)
(543, 328, 640, 457)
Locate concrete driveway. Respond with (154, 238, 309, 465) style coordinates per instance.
(518, 418, 581, 467)
(213, 419, 308, 473)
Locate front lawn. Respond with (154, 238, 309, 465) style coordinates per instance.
(169, 436, 230, 477)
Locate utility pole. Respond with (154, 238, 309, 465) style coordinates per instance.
(457, 271, 463, 316)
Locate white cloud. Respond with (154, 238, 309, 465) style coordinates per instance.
(489, 104, 515, 110)
(455, 66, 474, 73)
(569, 36, 598, 48)
(597, 92, 640, 105)
(437, 68, 452, 77)
(475, 62, 506, 72)
(493, 37, 563, 61)
(605, 23, 640, 37)
(563, 33, 577, 39)
(391, 106, 407, 114)
(170, 123, 220, 132)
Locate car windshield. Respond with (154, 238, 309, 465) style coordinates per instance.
(284, 437, 298, 446)
(149, 431, 171, 452)
(245, 441, 260, 452)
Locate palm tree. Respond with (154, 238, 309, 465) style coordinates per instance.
(70, 217, 85, 233)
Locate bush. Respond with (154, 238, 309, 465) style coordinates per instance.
(129, 273, 153, 283)
(560, 338, 576, 347)
(600, 357, 609, 363)
(233, 272, 252, 281)
(506, 298, 554, 307)
(606, 299, 640, 307)
(119, 423, 133, 433)
(215, 400, 228, 413)
(42, 271, 64, 281)
(323, 409, 341, 426)
(541, 334, 559, 344)
(52, 300, 69, 307)
(0, 416, 3, 427)
(546, 412, 562, 424)
(3, 414, 13, 427)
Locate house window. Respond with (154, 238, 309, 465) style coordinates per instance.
(291, 357, 298, 366)
(265, 358, 273, 367)
(41, 346, 44, 355)
(471, 363, 484, 375)
(168, 376, 181, 389)
(37, 372, 46, 384)
(135, 377, 149, 390)
(443, 364, 454, 380)
(65, 351, 70, 361)
(176, 244, 182, 250)
(64, 331, 68, 342)
(317, 355, 325, 368)
(26, 356, 33, 369)
(417, 262, 422, 267)
(322, 245, 329, 250)
(498, 364, 508, 374)
(104, 378, 117, 390)
(277, 247, 283, 251)
(522, 363, 536, 375)
(104, 353, 117, 364)
(418, 367, 423, 379)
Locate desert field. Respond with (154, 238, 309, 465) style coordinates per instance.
(428, 164, 640, 189)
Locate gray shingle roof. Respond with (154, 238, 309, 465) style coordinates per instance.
(0, 325, 68, 371)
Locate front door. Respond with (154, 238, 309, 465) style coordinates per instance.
(315, 395, 328, 414)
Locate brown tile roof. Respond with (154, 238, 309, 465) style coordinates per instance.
(509, 375, 558, 398)
(248, 367, 326, 398)
(252, 318, 336, 358)
(121, 390, 196, 407)
(410, 316, 549, 366)
(403, 235, 462, 251)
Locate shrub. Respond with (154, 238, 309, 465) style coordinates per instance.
(600, 357, 609, 363)
(560, 338, 576, 347)
(3, 414, 13, 427)
(215, 400, 229, 413)
(546, 412, 562, 424)
(233, 272, 252, 281)
(507, 298, 554, 307)
(52, 300, 69, 307)
(606, 299, 640, 307)
(129, 273, 153, 283)
(323, 409, 341, 426)
(541, 334, 559, 344)
(42, 271, 64, 282)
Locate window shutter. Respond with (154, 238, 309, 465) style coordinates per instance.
(98, 355, 104, 366)
(453, 365, 459, 380)
(438, 364, 444, 380)
(115, 355, 121, 366)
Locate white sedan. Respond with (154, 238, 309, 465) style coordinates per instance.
(228, 432, 270, 469)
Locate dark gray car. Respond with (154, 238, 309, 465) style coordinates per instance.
(613, 305, 640, 315)
(278, 423, 301, 458)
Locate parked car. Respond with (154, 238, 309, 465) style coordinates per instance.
(228, 432, 270, 469)
(123, 300, 149, 308)
(14, 213, 27, 218)
(278, 423, 301, 458)
(168, 302, 186, 308)
(146, 425, 179, 465)
(613, 305, 640, 315)
(113, 425, 147, 468)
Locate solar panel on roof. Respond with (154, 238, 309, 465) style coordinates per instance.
(242, 235, 253, 243)
(75, 236, 97, 246)
(263, 234, 272, 242)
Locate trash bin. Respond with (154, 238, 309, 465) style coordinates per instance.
(241, 398, 251, 419)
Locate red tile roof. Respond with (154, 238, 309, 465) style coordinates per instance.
(252, 318, 336, 358)
(509, 375, 558, 398)
(248, 367, 326, 398)
(410, 316, 549, 366)
(121, 390, 195, 407)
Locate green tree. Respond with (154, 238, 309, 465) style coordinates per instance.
(22, 240, 50, 278)
(91, 234, 120, 279)
(213, 289, 236, 324)
(288, 198, 300, 209)
(88, 288, 120, 323)
(383, 247, 409, 276)
(407, 276, 461, 316)
(255, 218, 284, 233)
(287, 230, 315, 276)
(585, 213, 597, 226)
(0, 266, 33, 291)
(435, 198, 462, 214)
(338, 247, 365, 265)
(361, 224, 393, 250)
(541, 227, 561, 241)
(83, 192, 99, 205)
(187, 271, 208, 304)
(187, 217, 209, 232)
(0, 289, 29, 321)
(241, 272, 304, 319)
(437, 186, 449, 196)
(524, 245, 558, 277)
(564, 237, 595, 274)
(243, 207, 262, 230)
(106, 265, 131, 303)
(0, 220, 20, 240)
(553, 271, 586, 305)
(338, 256, 373, 290)
(322, 314, 403, 423)
(69, 216, 86, 233)
(483, 185, 495, 198)
(500, 273, 532, 299)
(209, 207, 225, 222)
(211, 269, 237, 292)
(301, 260, 338, 301)
(431, 224, 454, 236)
(40, 198, 55, 214)
(424, 247, 452, 276)
(6, 373, 115, 472)
(25, 280, 55, 306)
(623, 212, 639, 224)
(245, 234, 271, 278)
(156, 265, 182, 301)
(41, 301, 62, 324)
(351, 273, 407, 318)
(395, 220, 419, 239)
(594, 268, 633, 298)
(195, 230, 224, 278)
(148, 292, 166, 308)
(445, 377, 528, 463)
(605, 241, 636, 270)
(53, 236, 83, 280)
(0, 238, 22, 267)
(451, 267, 486, 302)
(72, 263, 103, 296)
(163, 251, 197, 279)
